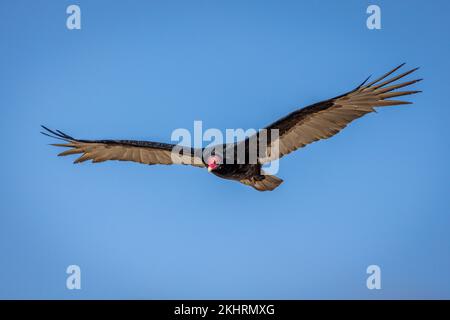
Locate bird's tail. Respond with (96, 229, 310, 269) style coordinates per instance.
(240, 175, 283, 192)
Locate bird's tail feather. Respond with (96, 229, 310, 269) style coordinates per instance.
(240, 175, 283, 191)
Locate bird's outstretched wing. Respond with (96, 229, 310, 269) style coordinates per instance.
(41, 126, 205, 167)
(258, 64, 422, 163)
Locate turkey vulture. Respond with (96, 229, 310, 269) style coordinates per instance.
(42, 64, 421, 191)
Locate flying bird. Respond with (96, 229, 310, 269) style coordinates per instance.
(42, 64, 421, 191)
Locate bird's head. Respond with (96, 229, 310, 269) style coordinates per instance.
(206, 155, 222, 172)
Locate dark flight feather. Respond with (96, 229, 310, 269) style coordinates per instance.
(41, 126, 205, 167)
(257, 64, 421, 163)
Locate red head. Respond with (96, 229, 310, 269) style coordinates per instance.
(206, 155, 222, 172)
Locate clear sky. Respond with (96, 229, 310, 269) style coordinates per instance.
(0, 0, 449, 299)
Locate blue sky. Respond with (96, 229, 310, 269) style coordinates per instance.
(0, 0, 449, 299)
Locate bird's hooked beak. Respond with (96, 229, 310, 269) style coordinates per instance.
(207, 163, 218, 172)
